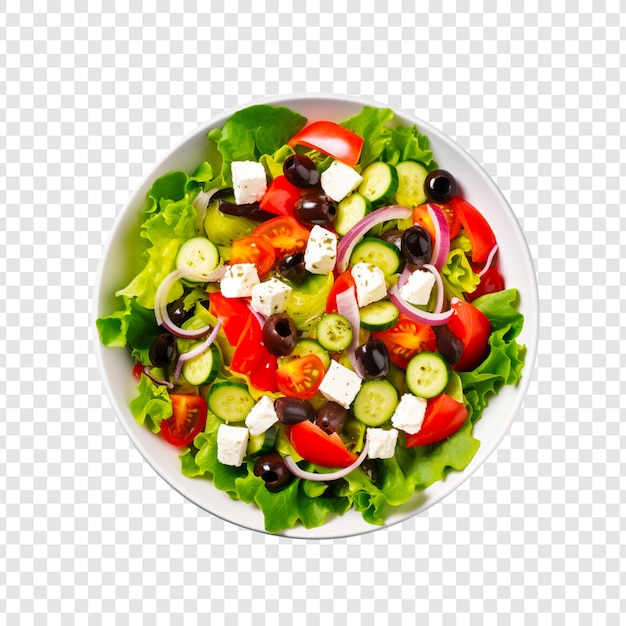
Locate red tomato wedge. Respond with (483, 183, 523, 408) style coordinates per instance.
(447, 299, 491, 372)
(229, 235, 276, 276)
(253, 216, 311, 257)
(259, 175, 302, 217)
(275, 354, 325, 399)
(326, 270, 356, 313)
(372, 315, 437, 370)
(289, 419, 358, 467)
(160, 394, 208, 447)
(208, 293, 251, 346)
(404, 393, 468, 447)
(467, 264, 505, 302)
(132, 362, 144, 379)
(287, 121, 364, 167)
(449, 196, 496, 264)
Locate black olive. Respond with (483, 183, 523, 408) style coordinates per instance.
(378, 229, 404, 250)
(355, 338, 390, 380)
(433, 325, 463, 367)
(278, 251, 309, 284)
(167, 297, 192, 326)
(294, 192, 337, 227)
(283, 154, 320, 188)
(360, 458, 383, 488)
(401, 225, 433, 267)
(262, 313, 298, 356)
(216, 198, 276, 222)
(315, 401, 348, 435)
(149, 333, 177, 368)
(253, 452, 294, 492)
(424, 169, 457, 204)
(274, 396, 316, 425)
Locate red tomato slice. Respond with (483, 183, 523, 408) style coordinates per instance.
(287, 121, 364, 167)
(259, 175, 302, 217)
(208, 292, 251, 346)
(230, 314, 264, 375)
(275, 354, 325, 399)
(447, 299, 491, 371)
(413, 203, 461, 240)
(467, 264, 505, 302)
(372, 314, 437, 370)
(132, 362, 144, 379)
(160, 394, 208, 447)
(253, 216, 311, 258)
(404, 393, 468, 447)
(289, 419, 358, 467)
(325, 270, 356, 313)
(230, 235, 276, 276)
(449, 196, 496, 264)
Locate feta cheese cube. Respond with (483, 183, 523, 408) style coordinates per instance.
(320, 160, 364, 203)
(367, 428, 399, 460)
(216, 424, 249, 467)
(318, 360, 362, 409)
(245, 395, 279, 436)
(220, 263, 260, 298)
(304, 225, 337, 275)
(398, 269, 436, 306)
(351, 262, 388, 308)
(250, 278, 292, 318)
(391, 393, 427, 435)
(231, 160, 267, 205)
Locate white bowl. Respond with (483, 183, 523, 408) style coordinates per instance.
(93, 94, 539, 539)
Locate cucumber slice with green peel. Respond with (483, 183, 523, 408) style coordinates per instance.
(405, 351, 450, 399)
(394, 161, 429, 208)
(349, 237, 402, 276)
(358, 162, 399, 207)
(352, 379, 399, 426)
(181, 343, 221, 386)
(176, 236, 221, 280)
(316, 314, 354, 352)
(247, 425, 278, 456)
(208, 381, 255, 423)
(335, 192, 372, 236)
(278, 338, 331, 371)
(358, 300, 399, 331)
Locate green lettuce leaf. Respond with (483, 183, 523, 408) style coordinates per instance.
(381, 125, 436, 169)
(259, 144, 296, 180)
(129, 374, 172, 433)
(340, 105, 395, 168)
(441, 248, 480, 300)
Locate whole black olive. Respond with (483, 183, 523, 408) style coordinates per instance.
(433, 325, 464, 367)
(253, 452, 294, 492)
(355, 338, 390, 380)
(274, 396, 316, 425)
(262, 313, 298, 356)
(278, 251, 309, 284)
(315, 401, 348, 435)
(149, 333, 177, 368)
(378, 229, 404, 250)
(294, 193, 337, 227)
(167, 298, 192, 326)
(360, 458, 383, 488)
(401, 225, 433, 267)
(283, 154, 320, 188)
(424, 169, 457, 204)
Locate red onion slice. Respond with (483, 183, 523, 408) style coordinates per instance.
(335, 286, 365, 378)
(336, 205, 412, 273)
(422, 263, 444, 314)
(427, 204, 450, 270)
(283, 440, 370, 482)
(389, 284, 453, 326)
(478, 243, 499, 277)
(192, 188, 220, 236)
(142, 366, 174, 390)
(173, 320, 221, 381)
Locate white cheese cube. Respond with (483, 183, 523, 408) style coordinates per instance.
(318, 360, 362, 409)
(250, 278, 292, 318)
(231, 160, 267, 205)
(367, 428, 399, 460)
(320, 160, 364, 203)
(351, 262, 388, 308)
(245, 395, 279, 436)
(391, 393, 427, 435)
(304, 225, 337, 275)
(398, 269, 436, 306)
(217, 424, 249, 467)
(220, 263, 260, 298)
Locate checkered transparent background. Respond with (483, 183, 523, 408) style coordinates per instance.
(1, 1, 624, 623)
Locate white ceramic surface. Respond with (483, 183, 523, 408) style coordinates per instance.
(93, 94, 539, 539)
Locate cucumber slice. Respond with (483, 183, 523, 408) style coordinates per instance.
(176, 236, 221, 281)
(359, 300, 399, 331)
(278, 339, 331, 371)
(358, 162, 399, 207)
(349, 237, 401, 276)
(335, 192, 372, 236)
(394, 161, 429, 208)
(405, 351, 450, 399)
(181, 343, 221, 386)
(247, 425, 278, 456)
(316, 314, 353, 352)
(208, 381, 255, 423)
(352, 379, 399, 426)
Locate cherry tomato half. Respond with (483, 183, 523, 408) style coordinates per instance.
(287, 121, 364, 167)
(229, 235, 276, 277)
(404, 393, 468, 447)
(289, 419, 358, 467)
(253, 216, 311, 258)
(447, 299, 491, 371)
(413, 203, 461, 240)
(160, 394, 207, 448)
(275, 354, 325, 399)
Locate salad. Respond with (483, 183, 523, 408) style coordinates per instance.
(96, 103, 526, 533)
